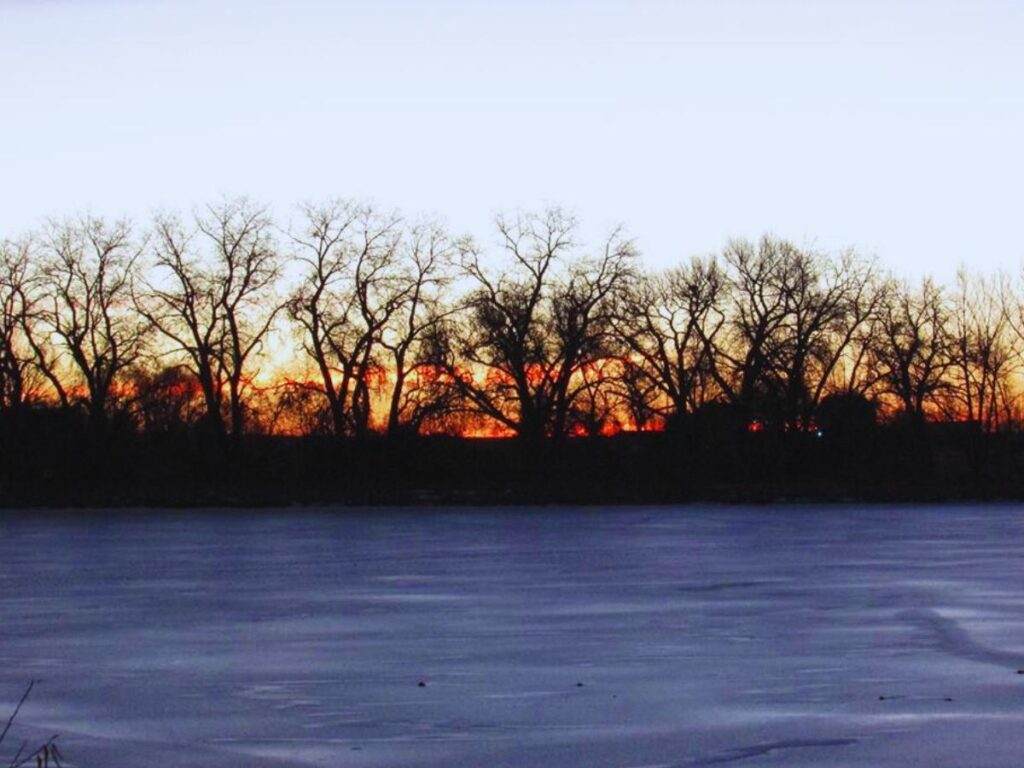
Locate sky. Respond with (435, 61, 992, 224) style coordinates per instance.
(1, 0, 1022, 281)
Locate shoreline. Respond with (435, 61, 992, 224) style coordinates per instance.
(3, 482, 1023, 510)
(4, 429, 1023, 510)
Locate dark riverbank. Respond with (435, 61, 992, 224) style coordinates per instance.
(2, 422, 1022, 508)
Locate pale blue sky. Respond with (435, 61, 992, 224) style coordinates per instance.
(1, 0, 1022, 278)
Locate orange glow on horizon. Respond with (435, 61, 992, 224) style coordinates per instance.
(46, 356, 1003, 438)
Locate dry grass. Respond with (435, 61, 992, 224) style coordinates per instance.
(0, 682, 63, 768)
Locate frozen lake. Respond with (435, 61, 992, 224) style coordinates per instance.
(1, 505, 1024, 767)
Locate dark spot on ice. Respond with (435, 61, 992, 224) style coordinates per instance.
(1017, 669, 1024, 674)
(676, 581, 765, 594)
(878, 696, 886, 700)
(418, 681, 427, 687)
(944, 697, 953, 702)
(576, 682, 584, 687)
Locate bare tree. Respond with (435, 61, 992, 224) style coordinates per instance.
(263, 379, 336, 437)
(708, 236, 797, 415)
(947, 269, 1018, 430)
(37, 217, 149, 431)
(287, 200, 360, 436)
(0, 239, 47, 413)
(611, 354, 663, 431)
(567, 356, 622, 436)
(771, 248, 881, 430)
(198, 201, 281, 437)
(129, 364, 205, 433)
(694, 237, 883, 431)
(142, 215, 226, 436)
(821, 279, 890, 400)
(141, 199, 281, 439)
(287, 201, 404, 437)
(611, 256, 726, 424)
(870, 277, 952, 423)
(380, 222, 461, 436)
(454, 210, 636, 442)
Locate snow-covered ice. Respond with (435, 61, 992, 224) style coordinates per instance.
(1, 505, 1023, 766)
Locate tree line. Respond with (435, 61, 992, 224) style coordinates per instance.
(1, 198, 1021, 445)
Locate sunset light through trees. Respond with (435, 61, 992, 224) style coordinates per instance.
(1, 200, 1022, 443)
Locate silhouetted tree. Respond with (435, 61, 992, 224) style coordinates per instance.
(142, 215, 226, 437)
(37, 217, 149, 432)
(870, 277, 952, 424)
(264, 379, 336, 436)
(614, 355, 662, 431)
(945, 269, 1016, 431)
(3, 198, 1023, 463)
(0, 239, 46, 413)
(771, 248, 880, 431)
(287, 201, 403, 437)
(819, 279, 890, 401)
(380, 222, 461, 436)
(708, 236, 796, 418)
(611, 256, 725, 423)
(130, 365, 204, 433)
(454, 210, 635, 442)
(567, 356, 622, 436)
(142, 200, 280, 440)
(702, 237, 882, 431)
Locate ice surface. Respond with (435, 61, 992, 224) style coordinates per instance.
(0, 505, 1023, 766)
